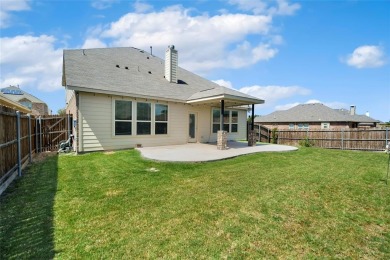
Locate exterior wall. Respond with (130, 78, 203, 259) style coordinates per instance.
(65, 90, 78, 152)
(77, 92, 249, 152)
(31, 103, 48, 115)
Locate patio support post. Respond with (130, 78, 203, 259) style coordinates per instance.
(251, 104, 254, 130)
(248, 104, 256, 146)
(217, 100, 227, 150)
(220, 100, 224, 131)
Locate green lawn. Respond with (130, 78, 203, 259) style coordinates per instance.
(1, 148, 389, 259)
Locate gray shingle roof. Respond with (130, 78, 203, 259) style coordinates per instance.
(254, 103, 379, 123)
(62, 47, 264, 106)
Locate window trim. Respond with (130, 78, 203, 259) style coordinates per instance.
(113, 99, 169, 137)
(212, 108, 239, 134)
(136, 102, 152, 135)
(114, 100, 133, 136)
(155, 103, 169, 135)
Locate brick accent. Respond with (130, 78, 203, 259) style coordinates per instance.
(217, 130, 227, 150)
(248, 130, 257, 146)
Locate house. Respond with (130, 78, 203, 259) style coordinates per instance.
(254, 103, 380, 130)
(0, 86, 49, 115)
(62, 46, 264, 153)
(0, 92, 31, 114)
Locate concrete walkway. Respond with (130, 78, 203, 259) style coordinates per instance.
(137, 141, 298, 162)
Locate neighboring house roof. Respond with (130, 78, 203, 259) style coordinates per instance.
(254, 103, 380, 123)
(0, 92, 31, 113)
(62, 47, 264, 107)
(0, 86, 47, 104)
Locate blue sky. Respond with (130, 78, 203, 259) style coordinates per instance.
(1, 0, 389, 122)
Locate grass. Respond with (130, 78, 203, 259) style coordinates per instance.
(1, 148, 390, 259)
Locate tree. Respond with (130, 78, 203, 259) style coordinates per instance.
(247, 114, 259, 122)
(57, 108, 66, 115)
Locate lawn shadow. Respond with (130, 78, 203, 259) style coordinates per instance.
(0, 153, 58, 259)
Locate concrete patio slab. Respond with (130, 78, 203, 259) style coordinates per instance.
(137, 141, 298, 162)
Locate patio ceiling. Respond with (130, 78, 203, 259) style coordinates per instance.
(186, 94, 265, 108)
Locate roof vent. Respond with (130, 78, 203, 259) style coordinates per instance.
(116, 65, 120, 68)
(125, 66, 129, 70)
(148, 71, 152, 74)
(165, 45, 178, 83)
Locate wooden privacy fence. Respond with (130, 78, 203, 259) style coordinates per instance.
(0, 105, 72, 195)
(276, 128, 389, 151)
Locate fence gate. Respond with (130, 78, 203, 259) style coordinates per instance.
(247, 123, 271, 143)
(36, 114, 72, 152)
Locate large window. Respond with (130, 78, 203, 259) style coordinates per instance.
(212, 109, 220, 133)
(212, 109, 239, 133)
(137, 102, 151, 135)
(155, 104, 168, 135)
(115, 100, 132, 135)
(297, 123, 309, 130)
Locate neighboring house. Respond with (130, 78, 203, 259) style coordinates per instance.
(254, 103, 380, 130)
(0, 92, 31, 113)
(62, 46, 264, 153)
(0, 86, 49, 116)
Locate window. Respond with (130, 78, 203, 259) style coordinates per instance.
(297, 123, 309, 130)
(321, 122, 330, 129)
(137, 102, 151, 135)
(212, 109, 220, 133)
(212, 109, 239, 133)
(231, 111, 238, 133)
(115, 100, 132, 135)
(155, 104, 168, 134)
(289, 123, 295, 130)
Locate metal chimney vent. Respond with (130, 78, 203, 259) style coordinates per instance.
(165, 45, 178, 83)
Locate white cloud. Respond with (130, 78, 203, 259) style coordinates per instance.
(212, 79, 233, 88)
(345, 45, 386, 68)
(0, 35, 63, 92)
(229, 0, 300, 16)
(133, 0, 153, 13)
(0, 0, 30, 28)
(239, 85, 311, 104)
(91, 0, 119, 10)
(82, 38, 107, 49)
(83, 6, 281, 73)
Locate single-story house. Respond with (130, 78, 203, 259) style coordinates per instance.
(0, 86, 48, 115)
(254, 103, 380, 130)
(62, 46, 264, 153)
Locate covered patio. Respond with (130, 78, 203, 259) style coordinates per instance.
(137, 141, 298, 162)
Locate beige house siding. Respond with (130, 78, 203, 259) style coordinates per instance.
(77, 92, 248, 152)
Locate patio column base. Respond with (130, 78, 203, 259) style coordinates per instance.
(217, 130, 228, 150)
(248, 130, 257, 146)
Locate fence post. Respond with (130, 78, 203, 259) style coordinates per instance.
(386, 127, 389, 148)
(16, 111, 22, 177)
(341, 129, 344, 150)
(39, 116, 42, 153)
(28, 114, 32, 163)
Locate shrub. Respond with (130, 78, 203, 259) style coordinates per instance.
(271, 128, 278, 144)
(299, 137, 314, 147)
